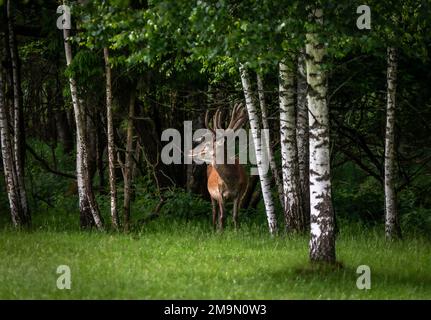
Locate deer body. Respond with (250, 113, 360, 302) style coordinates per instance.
(191, 103, 248, 230)
(207, 159, 247, 229)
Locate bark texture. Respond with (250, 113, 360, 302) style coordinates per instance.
(104, 47, 120, 230)
(123, 87, 136, 231)
(63, 28, 103, 230)
(239, 64, 278, 235)
(256, 74, 285, 211)
(279, 60, 304, 232)
(7, 0, 29, 224)
(296, 51, 310, 225)
(384, 47, 401, 240)
(306, 9, 336, 263)
(0, 69, 24, 226)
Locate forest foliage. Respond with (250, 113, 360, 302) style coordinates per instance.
(0, 0, 430, 241)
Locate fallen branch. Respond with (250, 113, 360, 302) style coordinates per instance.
(26, 144, 76, 180)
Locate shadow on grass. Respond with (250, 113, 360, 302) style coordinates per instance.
(259, 260, 431, 298)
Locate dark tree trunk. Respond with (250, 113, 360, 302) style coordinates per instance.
(241, 175, 259, 209)
(123, 86, 136, 231)
(55, 72, 73, 153)
(186, 93, 206, 195)
(86, 110, 98, 181)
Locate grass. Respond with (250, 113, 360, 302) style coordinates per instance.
(0, 213, 430, 299)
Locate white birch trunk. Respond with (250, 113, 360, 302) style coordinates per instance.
(7, 0, 29, 223)
(384, 47, 401, 240)
(239, 64, 278, 235)
(0, 70, 22, 226)
(279, 60, 304, 232)
(104, 47, 119, 230)
(296, 51, 310, 224)
(256, 73, 285, 211)
(63, 28, 103, 230)
(306, 9, 336, 262)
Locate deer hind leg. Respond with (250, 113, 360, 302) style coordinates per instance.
(211, 198, 217, 231)
(218, 199, 225, 231)
(233, 198, 239, 230)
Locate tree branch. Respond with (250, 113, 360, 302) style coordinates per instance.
(26, 144, 76, 180)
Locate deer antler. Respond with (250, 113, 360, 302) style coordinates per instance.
(205, 104, 247, 133)
(227, 103, 247, 131)
(205, 109, 215, 135)
(214, 108, 224, 130)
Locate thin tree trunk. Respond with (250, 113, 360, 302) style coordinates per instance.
(0, 69, 23, 226)
(123, 87, 136, 231)
(256, 73, 285, 211)
(96, 123, 105, 191)
(63, 28, 103, 230)
(104, 47, 119, 230)
(306, 8, 335, 263)
(240, 174, 259, 209)
(86, 110, 98, 181)
(384, 47, 401, 240)
(279, 59, 304, 232)
(239, 63, 278, 235)
(55, 70, 73, 153)
(7, 0, 29, 224)
(296, 51, 310, 226)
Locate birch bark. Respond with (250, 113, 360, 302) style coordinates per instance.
(7, 0, 29, 224)
(63, 28, 103, 229)
(279, 60, 304, 232)
(296, 51, 310, 224)
(239, 64, 277, 235)
(256, 74, 285, 211)
(0, 70, 22, 226)
(104, 48, 120, 230)
(384, 47, 401, 240)
(306, 9, 335, 262)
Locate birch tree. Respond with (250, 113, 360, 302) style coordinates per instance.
(384, 47, 401, 240)
(239, 64, 278, 235)
(279, 59, 304, 232)
(296, 51, 310, 223)
(6, 0, 29, 223)
(0, 69, 24, 226)
(63, 27, 104, 230)
(256, 74, 284, 211)
(306, 8, 335, 263)
(104, 47, 120, 230)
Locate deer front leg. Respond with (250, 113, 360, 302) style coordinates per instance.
(233, 198, 239, 230)
(211, 198, 217, 231)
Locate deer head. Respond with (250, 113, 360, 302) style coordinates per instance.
(190, 103, 247, 166)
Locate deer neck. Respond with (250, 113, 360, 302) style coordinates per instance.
(213, 162, 240, 188)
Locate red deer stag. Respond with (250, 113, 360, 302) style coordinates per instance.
(191, 103, 248, 230)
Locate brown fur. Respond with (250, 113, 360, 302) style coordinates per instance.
(207, 159, 248, 230)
